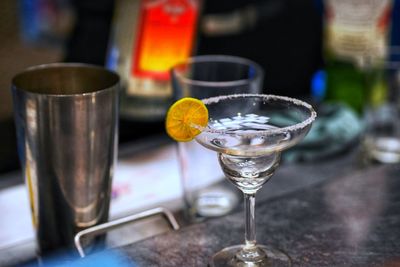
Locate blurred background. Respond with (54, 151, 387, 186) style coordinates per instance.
(1, 1, 400, 264)
(0, 0, 324, 175)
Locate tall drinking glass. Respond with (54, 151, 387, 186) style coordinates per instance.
(171, 55, 264, 222)
(193, 94, 316, 266)
(363, 48, 400, 163)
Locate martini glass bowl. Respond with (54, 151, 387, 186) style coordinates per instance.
(194, 94, 316, 267)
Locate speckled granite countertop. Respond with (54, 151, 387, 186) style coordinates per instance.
(3, 144, 399, 266)
(77, 162, 400, 267)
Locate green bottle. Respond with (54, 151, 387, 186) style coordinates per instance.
(324, 59, 366, 114)
(322, 0, 393, 115)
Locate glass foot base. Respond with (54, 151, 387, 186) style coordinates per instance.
(209, 244, 291, 267)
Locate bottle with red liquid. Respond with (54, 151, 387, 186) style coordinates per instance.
(107, 0, 201, 124)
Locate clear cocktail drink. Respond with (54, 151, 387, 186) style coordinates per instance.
(194, 94, 316, 266)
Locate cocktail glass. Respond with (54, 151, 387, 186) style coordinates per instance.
(194, 94, 317, 266)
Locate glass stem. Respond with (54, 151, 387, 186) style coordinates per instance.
(244, 192, 257, 251)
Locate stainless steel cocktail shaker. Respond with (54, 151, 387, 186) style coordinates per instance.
(11, 63, 120, 256)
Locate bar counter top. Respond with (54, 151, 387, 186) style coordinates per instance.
(77, 151, 400, 267)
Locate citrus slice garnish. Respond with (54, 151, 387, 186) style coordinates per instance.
(165, 97, 208, 142)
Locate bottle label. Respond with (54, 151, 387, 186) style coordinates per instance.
(325, 0, 392, 67)
(128, 0, 199, 97)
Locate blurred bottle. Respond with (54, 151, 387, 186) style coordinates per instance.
(19, 0, 75, 47)
(322, 0, 393, 115)
(106, 0, 201, 123)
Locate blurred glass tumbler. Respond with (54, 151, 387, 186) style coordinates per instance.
(363, 54, 400, 164)
(171, 55, 264, 221)
(11, 63, 120, 255)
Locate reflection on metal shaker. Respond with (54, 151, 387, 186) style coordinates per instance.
(11, 63, 120, 255)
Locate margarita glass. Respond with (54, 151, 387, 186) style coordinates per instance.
(194, 94, 316, 266)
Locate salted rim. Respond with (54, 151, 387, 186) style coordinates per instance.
(194, 94, 317, 138)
